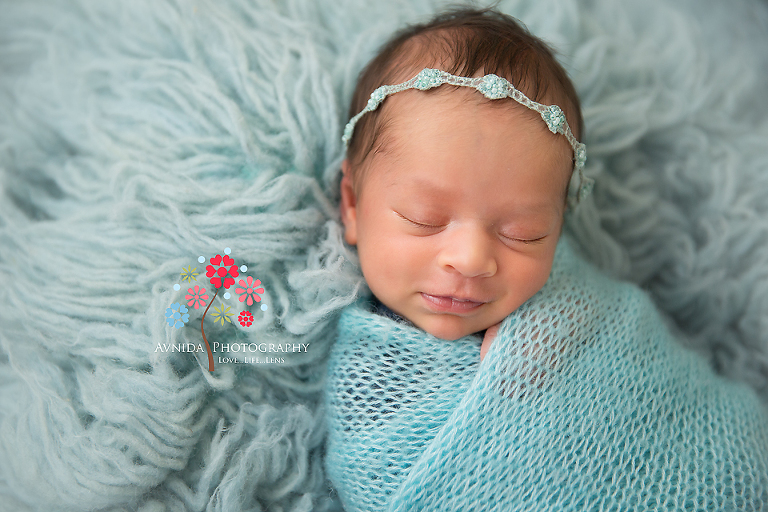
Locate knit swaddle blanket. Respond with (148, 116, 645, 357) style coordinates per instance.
(325, 238, 768, 511)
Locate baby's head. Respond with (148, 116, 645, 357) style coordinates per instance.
(339, 8, 587, 340)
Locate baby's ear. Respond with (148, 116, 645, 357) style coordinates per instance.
(339, 160, 358, 245)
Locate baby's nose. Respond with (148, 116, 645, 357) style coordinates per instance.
(437, 225, 497, 278)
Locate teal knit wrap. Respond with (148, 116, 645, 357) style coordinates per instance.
(325, 238, 768, 511)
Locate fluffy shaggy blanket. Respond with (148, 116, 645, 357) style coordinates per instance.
(1, 0, 768, 510)
(325, 238, 768, 511)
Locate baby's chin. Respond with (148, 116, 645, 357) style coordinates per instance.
(411, 314, 497, 341)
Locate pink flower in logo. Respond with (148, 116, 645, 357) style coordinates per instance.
(235, 276, 264, 306)
(206, 254, 239, 289)
(238, 311, 254, 327)
(186, 285, 209, 310)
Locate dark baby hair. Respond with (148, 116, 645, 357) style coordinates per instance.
(345, 7, 583, 185)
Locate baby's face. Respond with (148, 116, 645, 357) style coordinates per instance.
(340, 91, 572, 340)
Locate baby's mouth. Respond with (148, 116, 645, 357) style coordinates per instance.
(420, 293, 486, 314)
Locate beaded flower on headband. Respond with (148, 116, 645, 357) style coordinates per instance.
(342, 68, 593, 206)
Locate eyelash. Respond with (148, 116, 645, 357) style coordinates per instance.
(397, 212, 443, 230)
(499, 234, 547, 245)
(397, 212, 546, 244)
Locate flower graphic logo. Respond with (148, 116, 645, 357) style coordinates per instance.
(167, 248, 267, 372)
(235, 276, 264, 306)
(238, 310, 254, 327)
(165, 303, 189, 329)
(206, 254, 239, 289)
(186, 285, 209, 310)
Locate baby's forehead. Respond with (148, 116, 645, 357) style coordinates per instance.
(374, 89, 569, 162)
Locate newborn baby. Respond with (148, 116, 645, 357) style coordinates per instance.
(339, 11, 587, 353)
(325, 7, 768, 512)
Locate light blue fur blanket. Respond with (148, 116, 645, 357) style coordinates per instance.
(325, 237, 768, 511)
(1, 0, 768, 510)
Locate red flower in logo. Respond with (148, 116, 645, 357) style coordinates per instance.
(238, 310, 254, 327)
(206, 254, 239, 289)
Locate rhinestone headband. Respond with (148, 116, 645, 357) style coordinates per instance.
(342, 68, 593, 206)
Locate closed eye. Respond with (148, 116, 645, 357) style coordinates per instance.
(395, 211, 444, 230)
(499, 233, 548, 245)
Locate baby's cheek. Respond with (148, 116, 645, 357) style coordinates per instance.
(530, 260, 554, 289)
(531, 264, 556, 298)
(357, 233, 410, 292)
(505, 252, 557, 304)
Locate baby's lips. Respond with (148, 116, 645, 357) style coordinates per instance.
(421, 293, 485, 313)
(423, 290, 491, 303)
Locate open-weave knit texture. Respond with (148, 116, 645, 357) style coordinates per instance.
(325, 238, 768, 512)
(1, 0, 768, 510)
